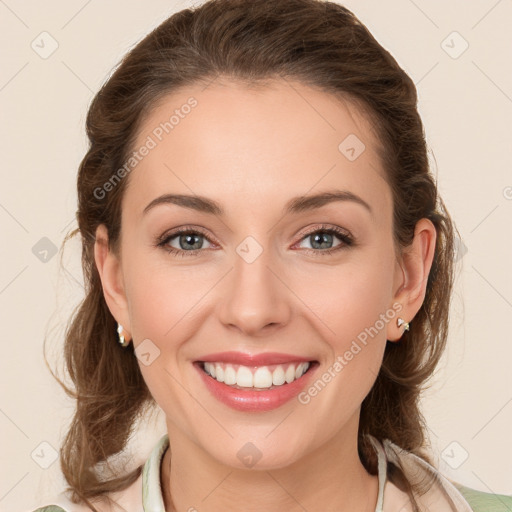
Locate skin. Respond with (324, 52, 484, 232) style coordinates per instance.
(94, 79, 436, 511)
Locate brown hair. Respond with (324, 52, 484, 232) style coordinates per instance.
(47, 0, 458, 509)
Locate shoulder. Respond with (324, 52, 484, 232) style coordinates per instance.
(27, 496, 88, 512)
(27, 458, 148, 512)
(27, 434, 169, 512)
(371, 436, 512, 512)
(27, 476, 143, 512)
(454, 483, 512, 512)
(26, 495, 79, 512)
(31, 507, 68, 512)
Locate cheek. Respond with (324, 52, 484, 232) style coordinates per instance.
(123, 262, 201, 421)
(124, 252, 210, 341)
(295, 252, 394, 341)
(293, 251, 395, 395)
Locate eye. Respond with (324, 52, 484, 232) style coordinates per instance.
(156, 227, 214, 258)
(155, 223, 354, 258)
(294, 224, 354, 256)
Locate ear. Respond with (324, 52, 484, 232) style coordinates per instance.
(94, 224, 132, 342)
(386, 218, 437, 342)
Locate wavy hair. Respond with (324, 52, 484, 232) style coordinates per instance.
(47, 0, 458, 510)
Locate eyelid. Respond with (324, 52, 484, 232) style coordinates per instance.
(295, 223, 352, 240)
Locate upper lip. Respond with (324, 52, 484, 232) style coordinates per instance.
(196, 351, 316, 366)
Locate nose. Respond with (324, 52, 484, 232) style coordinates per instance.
(217, 247, 292, 336)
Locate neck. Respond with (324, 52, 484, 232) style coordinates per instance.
(160, 417, 379, 512)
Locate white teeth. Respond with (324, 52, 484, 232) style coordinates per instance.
(215, 364, 224, 383)
(253, 367, 273, 388)
(202, 361, 311, 389)
(295, 362, 308, 379)
(285, 364, 296, 383)
(204, 362, 214, 377)
(236, 366, 254, 387)
(272, 366, 286, 386)
(224, 365, 237, 385)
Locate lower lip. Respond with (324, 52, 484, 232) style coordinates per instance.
(194, 362, 318, 412)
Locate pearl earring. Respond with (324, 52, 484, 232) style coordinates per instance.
(397, 317, 410, 332)
(117, 323, 130, 347)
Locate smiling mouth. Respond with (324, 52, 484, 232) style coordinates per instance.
(196, 360, 318, 390)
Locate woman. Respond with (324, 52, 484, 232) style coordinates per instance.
(31, 0, 511, 510)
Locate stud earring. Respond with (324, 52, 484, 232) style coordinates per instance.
(117, 323, 130, 347)
(397, 317, 410, 332)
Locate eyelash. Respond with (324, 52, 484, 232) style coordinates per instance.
(155, 224, 355, 258)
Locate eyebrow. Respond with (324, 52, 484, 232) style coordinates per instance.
(143, 189, 373, 219)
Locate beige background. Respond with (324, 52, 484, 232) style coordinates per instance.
(1, 0, 511, 510)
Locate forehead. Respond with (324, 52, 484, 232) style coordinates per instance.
(124, 79, 391, 223)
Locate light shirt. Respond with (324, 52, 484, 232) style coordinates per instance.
(29, 434, 512, 512)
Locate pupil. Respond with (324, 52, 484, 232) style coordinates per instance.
(182, 234, 201, 250)
(312, 232, 332, 249)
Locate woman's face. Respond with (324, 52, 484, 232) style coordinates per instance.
(96, 79, 427, 469)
